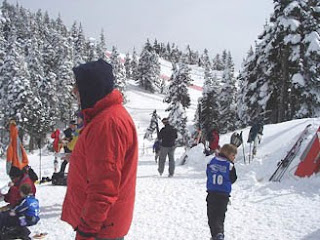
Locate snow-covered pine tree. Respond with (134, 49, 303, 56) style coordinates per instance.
(73, 23, 86, 65)
(0, 15, 6, 68)
(55, 35, 75, 123)
(297, 0, 320, 117)
(219, 51, 236, 132)
(124, 52, 131, 79)
(131, 48, 139, 81)
(212, 53, 224, 70)
(238, 0, 320, 124)
(109, 46, 127, 99)
(144, 109, 161, 140)
(86, 38, 98, 62)
(137, 42, 161, 93)
(200, 65, 221, 139)
(170, 46, 181, 64)
(236, 46, 255, 126)
(165, 62, 192, 146)
(24, 36, 50, 142)
(96, 29, 107, 60)
(0, 40, 41, 133)
(200, 48, 211, 68)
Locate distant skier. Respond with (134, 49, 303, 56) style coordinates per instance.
(206, 144, 238, 240)
(247, 120, 264, 156)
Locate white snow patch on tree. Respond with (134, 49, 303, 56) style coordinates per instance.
(304, 31, 320, 56)
(292, 73, 305, 87)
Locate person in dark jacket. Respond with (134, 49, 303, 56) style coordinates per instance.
(158, 118, 178, 177)
(247, 120, 264, 156)
(61, 59, 138, 240)
(206, 144, 237, 240)
(58, 120, 77, 175)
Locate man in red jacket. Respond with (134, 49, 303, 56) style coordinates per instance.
(61, 59, 138, 240)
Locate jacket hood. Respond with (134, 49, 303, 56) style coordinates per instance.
(73, 59, 115, 110)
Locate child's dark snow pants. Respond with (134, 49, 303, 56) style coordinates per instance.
(206, 192, 229, 238)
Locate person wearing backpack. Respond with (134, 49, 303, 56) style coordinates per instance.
(158, 118, 178, 177)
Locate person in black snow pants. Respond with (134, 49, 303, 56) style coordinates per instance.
(158, 118, 178, 177)
(206, 144, 237, 240)
(247, 120, 264, 156)
(153, 139, 161, 163)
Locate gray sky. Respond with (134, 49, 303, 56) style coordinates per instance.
(5, 0, 274, 70)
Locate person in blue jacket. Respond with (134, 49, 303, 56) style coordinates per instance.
(0, 183, 40, 229)
(206, 144, 238, 240)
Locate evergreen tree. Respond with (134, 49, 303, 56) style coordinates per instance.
(86, 38, 98, 62)
(0, 40, 41, 132)
(96, 29, 107, 60)
(238, 0, 320, 123)
(73, 23, 86, 65)
(109, 46, 126, 98)
(219, 53, 236, 132)
(212, 54, 224, 70)
(144, 110, 161, 140)
(131, 48, 139, 81)
(124, 52, 131, 79)
(165, 62, 192, 146)
(137, 43, 161, 92)
(200, 66, 220, 138)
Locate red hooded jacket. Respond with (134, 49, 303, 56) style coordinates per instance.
(209, 130, 220, 152)
(61, 90, 138, 239)
(51, 129, 61, 153)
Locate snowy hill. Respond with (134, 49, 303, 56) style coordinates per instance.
(0, 82, 319, 240)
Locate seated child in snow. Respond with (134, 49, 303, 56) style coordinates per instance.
(206, 144, 237, 240)
(0, 183, 40, 229)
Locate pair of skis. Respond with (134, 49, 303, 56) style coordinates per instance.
(269, 124, 311, 182)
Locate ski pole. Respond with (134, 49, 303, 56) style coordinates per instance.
(249, 142, 252, 164)
(240, 131, 246, 164)
(242, 141, 246, 164)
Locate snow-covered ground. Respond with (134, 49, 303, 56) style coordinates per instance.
(0, 82, 319, 240)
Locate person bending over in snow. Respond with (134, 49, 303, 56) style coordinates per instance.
(0, 183, 40, 238)
(206, 144, 237, 240)
(0, 166, 36, 209)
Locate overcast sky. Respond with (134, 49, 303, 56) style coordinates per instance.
(5, 0, 274, 70)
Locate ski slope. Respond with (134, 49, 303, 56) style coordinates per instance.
(0, 83, 319, 240)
